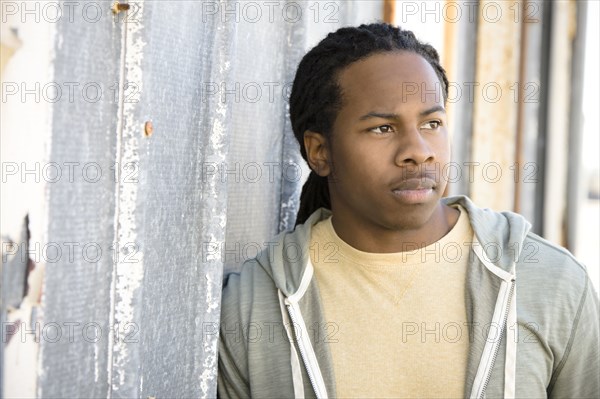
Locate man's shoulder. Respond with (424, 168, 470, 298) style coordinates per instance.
(222, 257, 276, 299)
(519, 231, 589, 278)
(515, 231, 596, 313)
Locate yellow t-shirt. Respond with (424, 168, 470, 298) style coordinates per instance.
(310, 205, 473, 398)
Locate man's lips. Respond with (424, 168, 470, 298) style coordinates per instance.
(391, 177, 436, 191)
(390, 177, 437, 203)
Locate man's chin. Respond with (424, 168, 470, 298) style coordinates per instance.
(383, 200, 443, 230)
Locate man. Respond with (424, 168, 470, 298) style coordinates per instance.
(218, 23, 600, 398)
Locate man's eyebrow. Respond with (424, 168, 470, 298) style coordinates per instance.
(358, 106, 446, 121)
(358, 112, 400, 121)
(419, 105, 446, 117)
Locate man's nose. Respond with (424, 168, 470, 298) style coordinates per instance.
(393, 128, 436, 166)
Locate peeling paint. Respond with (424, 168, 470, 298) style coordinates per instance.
(1, 7, 56, 398)
(204, 273, 219, 314)
(199, 338, 219, 398)
(196, 6, 237, 397)
(108, 1, 146, 396)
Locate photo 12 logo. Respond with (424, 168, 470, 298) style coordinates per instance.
(397, 1, 540, 24)
(1, 2, 142, 24)
(2, 81, 140, 104)
(2, 321, 139, 344)
(201, 161, 303, 184)
(2, 241, 140, 264)
(200, 1, 339, 24)
(1, 162, 139, 184)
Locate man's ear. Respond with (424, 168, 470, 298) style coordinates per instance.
(304, 130, 331, 177)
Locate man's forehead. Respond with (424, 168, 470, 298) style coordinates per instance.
(338, 51, 437, 84)
(336, 52, 445, 109)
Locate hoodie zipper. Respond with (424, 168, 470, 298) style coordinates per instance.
(285, 302, 327, 399)
(478, 278, 516, 398)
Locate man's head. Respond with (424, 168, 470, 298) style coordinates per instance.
(290, 23, 451, 237)
(290, 23, 448, 228)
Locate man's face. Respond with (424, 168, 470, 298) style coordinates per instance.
(323, 51, 451, 234)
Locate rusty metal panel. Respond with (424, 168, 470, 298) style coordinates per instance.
(542, 0, 576, 245)
(517, 0, 544, 228)
(470, 0, 522, 210)
(444, 1, 479, 197)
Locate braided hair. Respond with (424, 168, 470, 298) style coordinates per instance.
(290, 23, 449, 226)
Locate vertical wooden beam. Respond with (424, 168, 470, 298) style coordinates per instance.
(543, 0, 576, 246)
(443, 1, 457, 78)
(384, 0, 396, 24)
(566, 0, 587, 251)
(445, 1, 478, 198)
(534, 2, 553, 235)
(513, 0, 544, 228)
(513, 0, 529, 213)
(443, 0, 458, 197)
(470, 0, 521, 210)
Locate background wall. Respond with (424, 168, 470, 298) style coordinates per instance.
(1, 0, 597, 397)
(394, 0, 598, 288)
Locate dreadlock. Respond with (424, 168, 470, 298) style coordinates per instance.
(289, 23, 449, 226)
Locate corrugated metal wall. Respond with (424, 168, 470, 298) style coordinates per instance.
(3, 1, 592, 397)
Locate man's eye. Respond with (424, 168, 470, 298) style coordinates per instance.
(421, 120, 442, 130)
(370, 125, 394, 134)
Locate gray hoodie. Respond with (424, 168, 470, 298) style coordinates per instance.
(218, 195, 600, 398)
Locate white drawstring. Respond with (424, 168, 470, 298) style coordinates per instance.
(504, 277, 517, 397)
(278, 289, 305, 398)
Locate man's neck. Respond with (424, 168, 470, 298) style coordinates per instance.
(329, 203, 460, 254)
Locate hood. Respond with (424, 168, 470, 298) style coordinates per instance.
(253, 207, 331, 297)
(443, 195, 532, 273)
